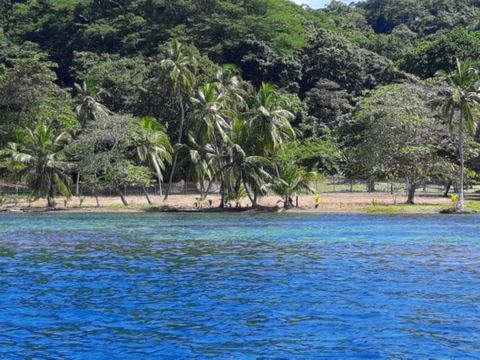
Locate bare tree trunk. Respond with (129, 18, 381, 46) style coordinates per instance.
(252, 191, 258, 208)
(164, 94, 185, 200)
(117, 188, 129, 206)
(406, 183, 416, 204)
(284, 195, 294, 209)
(367, 179, 375, 192)
(94, 188, 100, 207)
(458, 116, 465, 211)
(47, 196, 55, 208)
(142, 185, 153, 205)
(443, 179, 452, 198)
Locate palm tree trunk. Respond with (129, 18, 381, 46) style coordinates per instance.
(47, 196, 55, 208)
(243, 181, 255, 207)
(158, 177, 163, 197)
(219, 181, 225, 209)
(164, 94, 185, 200)
(459, 116, 465, 211)
(76, 172, 80, 197)
(142, 185, 153, 205)
(203, 180, 213, 200)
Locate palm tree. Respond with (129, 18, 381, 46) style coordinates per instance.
(133, 116, 173, 197)
(247, 83, 296, 155)
(181, 81, 229, 201)
(183, 148, 212, 200)
(73, 79, 112, 196)
(271, 164, 315, 209)
(4, 124, 72, 207)
(222, 117, 271, 207)
(241, 83, 296, 204)
(223, 142, 272, 208)
(74, 79, 111, 126)
(188, 81, 236, 207)
(437, 59, 480, 211)
(161, 40, 198, 200)
(190, 82, 230, 145)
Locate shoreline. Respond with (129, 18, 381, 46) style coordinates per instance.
(1, 193, 478, 215)
(1, 207, 477, 215)
(2, 204, 478, 215)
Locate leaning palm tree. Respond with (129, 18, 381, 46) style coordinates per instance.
(184, 148, 213, 200)
(133, 116, 173, 196)
(161, 40, 198, 200)
(437, 59, 480, 211)
(223, 142, 272, 208)
(4, 124, 72, 207)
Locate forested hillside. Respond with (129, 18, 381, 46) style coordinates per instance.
(1, 0, 480, 208)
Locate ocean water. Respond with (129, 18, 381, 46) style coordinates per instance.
(0, 213, 479, 359)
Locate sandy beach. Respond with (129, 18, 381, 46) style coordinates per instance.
(1, 192, 462, 214)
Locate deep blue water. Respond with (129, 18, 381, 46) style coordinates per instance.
(0, 213, 479, 359)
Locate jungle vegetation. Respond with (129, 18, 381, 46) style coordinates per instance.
(1, 0, 480, 209)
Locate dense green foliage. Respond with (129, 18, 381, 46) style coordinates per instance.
(1, 0, 480, 207)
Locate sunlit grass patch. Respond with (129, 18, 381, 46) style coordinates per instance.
(365, 204, 448, 214)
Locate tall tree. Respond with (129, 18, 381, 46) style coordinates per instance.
(243, 83, 296, 205)
(437, 59, 480, 211)
(347, 83, 454, 204)
(71, 115, 155, 206)
(72, 78, 112, 195)
(133, 116, 172, 196)
(161, 40, 198, 200)
(188, 81, 231, 207)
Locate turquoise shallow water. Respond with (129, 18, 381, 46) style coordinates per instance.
(0, 213, 479, 359)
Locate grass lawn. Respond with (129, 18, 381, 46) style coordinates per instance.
(366, 201, 480, 214)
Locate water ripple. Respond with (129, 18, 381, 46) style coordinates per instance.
(0, 213, 479, 358)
